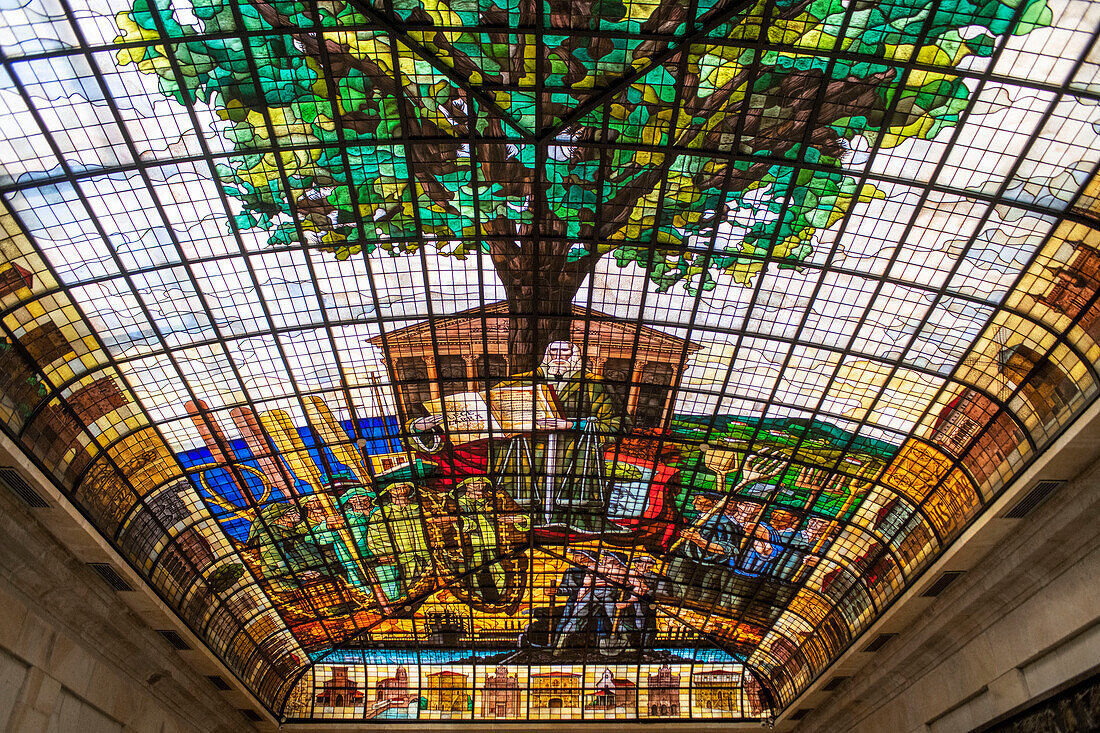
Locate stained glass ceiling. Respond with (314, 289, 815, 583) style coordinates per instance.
(1, 0, 1100, 722)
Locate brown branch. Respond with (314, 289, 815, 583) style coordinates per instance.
(249, 0, 476, 140)
(250, 0, 397, 95)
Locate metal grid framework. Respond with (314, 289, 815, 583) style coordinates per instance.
(1, 0, 1100, 722)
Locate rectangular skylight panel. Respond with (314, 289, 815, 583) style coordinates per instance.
(870, 130, 949, 184)
(994, 10, 1092, 85)
(849, 282, 934, 358)
(367, 252, 429, 322)
(800, 271, 878, 349)
(1023, 98, 1100, 180)
(225, 334, 291, 396)
(278, 328, 340, 387)
(943, 100, 1051, 191)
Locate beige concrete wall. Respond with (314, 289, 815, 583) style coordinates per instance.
(0, 451, 253, 733)
(0, 580, 212, 733)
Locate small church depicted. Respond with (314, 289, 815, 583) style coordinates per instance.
(586, 668, 636, 710)
(315, 666, 363, 707)
(375, 666, 409, 704)
(646, 664, 681, 717)
(481, 665, 520, 718)
(370, 302, 701, 427)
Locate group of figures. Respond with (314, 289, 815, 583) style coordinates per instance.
(248, 474, 531, 614)
(239, 341, 844, 652)
(545, 550, 660, 657)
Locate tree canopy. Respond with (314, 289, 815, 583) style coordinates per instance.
(116, 0, 1050, 361)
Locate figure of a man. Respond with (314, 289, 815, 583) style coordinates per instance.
(548, 563, 588, 648)
(615, 555, 659, 649)
(553, 551, 628, 655)
(495, 341, 626, 535)
(678, 498, 781, 575)
(728, 501, 781, 578)
(664, 497, 777, 605)
(370, 482, 432, 602)
(450, 476, 530, 597)
(322, 482, 431, 605)
(772, 512, 832, 582)
(249, 501, 336, 592)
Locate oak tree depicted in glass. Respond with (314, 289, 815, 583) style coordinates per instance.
(116, 0, 1050, 368)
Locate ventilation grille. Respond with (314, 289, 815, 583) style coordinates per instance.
(789, 708, 814, 721)
(921, 570, 965, 597)
(863, 632, 897, 652)
(0, 467, 48, 508)
(238, 709, 263, 722)
(1003, 479, 1065, 519)
(87, 563, 133, 591)
(207, 674, 231, 691)
(157, 630, 191, 651)
(821, 676, 850, 691)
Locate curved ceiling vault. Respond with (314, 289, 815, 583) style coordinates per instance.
(1, 0, 1100, 722)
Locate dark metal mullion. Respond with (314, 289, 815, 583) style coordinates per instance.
(7, 23, 670, 62)
(666, 0, 918, 659)
(583, 7, 704, 637)
(23, 259, 1089, 438)
(541, 0, 780, 142)
(460, 91, 498, 696)
(569, 0, 708, 659)
(674, 0, 825, 647)
(297, 0, 426, 650)
(227, 0, 403, 655)
(67, 314, 1035, 505)
(551, 0, 706, 640)
(16, 27, 1100, 111)
(212, 0, 383, 650)
(573, 103, 616, 583)
(8, 139, 1100, 235)
(529, 0, 548, 645)
(793, 25, 1100, 566)
(381, 24, 467, 665)
(342, 0, 533, 140)
(705, 0, 959, 647)
(609, 0, 702, 513)
(98, 1, 362, 664)
(781, 14, 1100, 706)
(374, 0, 443, 670)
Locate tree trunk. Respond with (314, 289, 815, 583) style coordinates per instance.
(492, 248, 596, 373)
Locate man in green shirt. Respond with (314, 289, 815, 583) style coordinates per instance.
(248, 501, 335, 592)
(325, 482, 432, 605)
(452, 476, 531, 596)
(494, 341, 626, 535)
